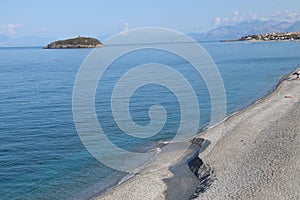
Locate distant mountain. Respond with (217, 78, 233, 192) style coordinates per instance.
(286, 21, 300, 32)
(189, 20, 300, 41)
(0, 36, 55, 47)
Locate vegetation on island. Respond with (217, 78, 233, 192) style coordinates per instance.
(44, 36, 103, 49)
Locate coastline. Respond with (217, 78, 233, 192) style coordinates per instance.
(193, 72, 300, 199)
(93, 72, 300, 200)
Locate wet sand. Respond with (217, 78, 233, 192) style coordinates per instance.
(94, 74, 300, 200)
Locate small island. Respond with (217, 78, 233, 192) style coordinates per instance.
(222, 31, 300, 42)
(44, 36, 104, 49)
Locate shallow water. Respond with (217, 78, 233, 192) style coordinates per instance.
(0, 41, 299, 199)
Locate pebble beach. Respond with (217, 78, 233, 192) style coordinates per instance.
(95, 72, 300, 200)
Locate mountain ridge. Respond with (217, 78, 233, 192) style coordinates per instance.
(189, 20, 300, 41)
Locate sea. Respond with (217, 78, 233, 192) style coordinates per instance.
(0, 41, 299, 199)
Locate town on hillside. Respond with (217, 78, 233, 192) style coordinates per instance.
(222, 32, 300, 42)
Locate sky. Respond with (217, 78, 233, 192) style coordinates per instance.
(1, 0, 300, 42)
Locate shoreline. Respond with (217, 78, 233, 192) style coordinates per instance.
(93, 71, 300, 200)
(221, 39, 300, 43)
(193, 72, 300, 199)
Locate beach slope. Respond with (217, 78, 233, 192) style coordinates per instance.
(195, 74, 300, 199)
(95, 74, 300, 200)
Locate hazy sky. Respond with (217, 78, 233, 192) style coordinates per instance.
(1, 0, 300, 39)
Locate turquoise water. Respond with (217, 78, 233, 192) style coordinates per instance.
(0, 42, 299, 199)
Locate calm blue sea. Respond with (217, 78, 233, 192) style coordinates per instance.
(0, 41, 299, 199)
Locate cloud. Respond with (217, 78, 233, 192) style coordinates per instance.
(119, 22, 130, 36)
(212, 10, 300, 27)
(247, 13, 268, 21)
(122, 22, 129, 32)
(212, 11, 244, 26)
(232, 11, 244, 23)
(246, 10, 300, 21)
(248, 10, 300, 22)
(213, 17, 221, 26)
(271, 10, 300, 20)
(0, 24, 23, 36)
